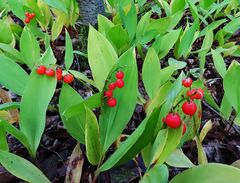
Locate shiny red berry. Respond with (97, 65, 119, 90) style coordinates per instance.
(45, 68, 55, 77)
(36, 65, 46, 75)
(29, 13, 35, 19)
(182, 100, 197, 116)
(63, 74, 74, 83)
(56, 68, 62, 81)
(107, 98, 117, 107)
(24, 17, 30, 24)
(115, 79, 124, 88)
(25, 12, 30, 17)
(165, 113, 181, 128)
(104, 90, 113, 98)
(182, 78, 192, 88)
(195, 88, 204, 99)
(186, 89, 197, 99)
(108, 82, 116, 90)
(182, 123, 187, 135)
(116, 71, 124, 79)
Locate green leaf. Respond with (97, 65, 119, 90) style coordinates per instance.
(199, 19, 226, 37)
(64, 30, 73, 70)
(20, 27, 41, 68)
(100, 48, 138, 153)
(88, 26, 118, 91)
(98, 15, 114, 35)
(20, 69, 57, 157)
(153, 29, 181, 59)
(0, 43, 24, 63)
(43, 0, 68, 14)
(69, 70, 96, 87)
(142, 48, 160, 99)
(59, 83, 85, 144)
(170, 163, 240, 183)
(0, 102, 20, 111)
(168, 58, 187, 70)
(99, 108, 160, 172)
(0, 55, 28, 96)
(211, 49, 227, 78)
(199, 0, 215, 9)
(178, 22, 197, 57)
(7, 0, 25, 20)
(0, 150, 50, 183)
(150, 129, 168, 165)
(199, 29, 213, 69)
(51, 15, 64, 40)
(220, 94, 232, 120)
(140, 164, 168, 183)
(171, 0, 186, 14)
(0, 19, 14, 44)
(85, 107, 102, 165)
(223, 61, 240, 114)
(0, 122, 8, 151)
(41, 46, 57, 65)
(166, 149, 195, 168)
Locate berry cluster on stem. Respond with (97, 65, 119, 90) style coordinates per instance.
(162, 77, 205, 136)
(25, 12, 35, 24)
(105, 71, 125, 107)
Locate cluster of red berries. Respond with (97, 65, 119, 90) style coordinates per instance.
(162, 78, 204, 135)
(104, 71, 125, 107)
(36, 65, 74, 84)
(24, 12, 35, 24)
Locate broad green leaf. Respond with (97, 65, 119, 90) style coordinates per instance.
(118, 2, 137, 42)
(99, 108, 160, 172)
(152, 29, 181, 59)
(20, 69, 57, 157)
(41, 46, 57, 65)
(43, 0, 68, 14)
(0, 55, 28, 96)
(199, 19, 226, 37)
(156, 125, 183, 165)
(223, 61, 240, 113)
(51, 15, 64, 40)
(140, 164, 168, 183)
(0, 43, 24, 63)
(0, 150, 50, 183)
(64, 30, 73, 70)
(220, 94, 232, 120)
(7, 0, 25, 20)
(178, 22, 197, 57)
(199, 29, 213, 69)
(142, 48, 160, 99)
(195, 137, 207, 164)
(166, 149, 195, 168)
(98, 15, 114, 35)
(69, 70, 96, 87)
(88, 26, 118, 91)
(0, 19, 14, 44)
(170, 163, 240, 183)
(211, 49, 227, 78)
(168, 58, 187, 70)
(85, 107, 102, 165)
(171, 0, 186, 14)
(59, 83, 85, 144)
(199, 0, 215, 9)
(150, 129, 168, 165)
(0, 102, 20, 111)
(106, 25, 130, 54)
(20, 27, 40, 68)
(0, 122, 8, 151)
(199, 120, 212, 143)
(100, 48, 138, 152)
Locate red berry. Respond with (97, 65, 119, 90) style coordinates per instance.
(116, 71, 124, 79)
(182, 100, 197, 116)
(182, 123, 187, 135)
(182, 78, 192, 88)
(186, 89, 197, 99)
(36, 65, 46, 75)
(165, 113, 181, 128)
(45, 68, 55, 77)
(29, 13, 35, 19)
(107, 98, 117, 107)
(108, 82, 116, 90)
(115, 79, 124, 88)
(25, 12, 30, 17)
(195, 88, 204, 99)
(104, 90, 113, 98)
(63, 74, 74, 83)
(56, 68, 62, 81)
(24, 17, 30, 24)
